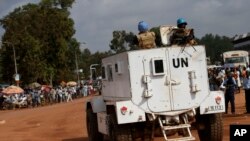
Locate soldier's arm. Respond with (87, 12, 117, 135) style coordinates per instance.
(172, 29, 185, 38)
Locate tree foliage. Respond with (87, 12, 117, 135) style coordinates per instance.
(150, 26, 162, 47)
(0, 0, 76, 85)
(109, 30, 138, 53)
(199, 34, 233, 63)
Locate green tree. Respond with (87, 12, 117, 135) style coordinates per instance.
(199, 34, 233, 63)
(77, 50, 111, 80)
(109, 30, 127, 53)
(109, 30, 138, 53)
(0, 0, 76, 85)
(150, 26, 162, 47)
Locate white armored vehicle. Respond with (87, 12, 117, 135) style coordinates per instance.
(86, 25, 225, 141)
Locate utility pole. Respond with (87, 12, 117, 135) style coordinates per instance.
(75, 42, 87, 85)
(0, 41, 19, 86)
(75, 50, 80, 84)
(12, 45, 18, 75)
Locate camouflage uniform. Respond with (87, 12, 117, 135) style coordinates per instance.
(171, 28, 197, 46)
(136, 31, 156, 49)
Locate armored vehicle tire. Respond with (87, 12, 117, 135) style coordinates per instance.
(197, 113, 223, 141)
(141, 124, 153, 141)
(86, 108, 103, 141)
(109, 113, 133, 141)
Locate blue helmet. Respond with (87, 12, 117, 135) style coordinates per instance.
(177, 18, 187, 26)
(138, 21, 149, 32)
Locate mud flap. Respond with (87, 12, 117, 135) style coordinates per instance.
(199, 91, 225, 114)
(116, 101, 146, 124)
(87, 96, 106, 113)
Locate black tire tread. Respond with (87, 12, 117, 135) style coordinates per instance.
(109, 113, 133, 141)
(197, 113, 223, 141)
(86, 108, 103, 141)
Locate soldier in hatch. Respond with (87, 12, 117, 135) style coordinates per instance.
(135, 21, 156, 49)
(170, 18, 197, 45)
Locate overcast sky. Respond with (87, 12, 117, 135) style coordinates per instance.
(1, 0, 250, 52)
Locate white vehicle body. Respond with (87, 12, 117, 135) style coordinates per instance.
(86, 25, 225, 141)
(100, 45, 224, 117)
(223, 50, 249, 68)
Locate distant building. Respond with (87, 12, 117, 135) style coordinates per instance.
(232, 33, 250, 52)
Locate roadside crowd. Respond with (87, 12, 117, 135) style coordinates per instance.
(0, 82, 99, 110)
(208, 65, 250, 114)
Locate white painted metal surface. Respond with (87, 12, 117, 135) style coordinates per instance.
(160, 25, 177, 46)
(200, 91, 225, 114)
(101, 45, 225, 116)
(115, 101, 146, 124)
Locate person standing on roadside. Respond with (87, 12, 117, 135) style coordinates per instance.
(83, 83, 88, 97)
(66, 87, 73, 102)
(223, 72, 237, 114)
(243, 71, 250, 113)
(88, 82, 93, 95)
(233, 67, 241, 93)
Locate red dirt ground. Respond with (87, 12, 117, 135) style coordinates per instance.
(0, 91, 249, 141)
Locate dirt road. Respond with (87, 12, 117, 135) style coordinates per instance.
(0, 92, 249, 141)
